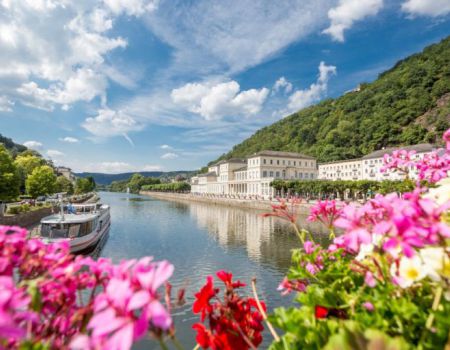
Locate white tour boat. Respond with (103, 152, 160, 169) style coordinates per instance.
(39, 203, 111, 253)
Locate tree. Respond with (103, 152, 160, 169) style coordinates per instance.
(55, 176, 74, 195)
(0, 144, 20, 201)
(25, 165, 57, 198)
(14, 154, 46, 193)
(75, 177, 95, 194)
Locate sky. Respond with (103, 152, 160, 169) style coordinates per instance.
(0, 0, 450, 174)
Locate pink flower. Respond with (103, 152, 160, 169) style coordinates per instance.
(362, 302, 374, 312)
(277, 277, 307, 296)
(381, 149, 416, 176)
(364, 271, 377, 288)
(303, 241, 315, 254)
(308, 200, 341, 229)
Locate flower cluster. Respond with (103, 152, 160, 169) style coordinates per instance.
(381, 149, 417, 176)
(0, 225, 174, 350)
(268, 129, 450, 350)
(192, 271, 265, 350)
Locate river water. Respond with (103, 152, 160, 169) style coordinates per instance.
(96, 191, 329, 349)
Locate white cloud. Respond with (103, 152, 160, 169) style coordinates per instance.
(160, 144, 172, 149)
(143, 0, 333, 74)
(161, 152, 178, 160)
(103, 0, 158, 16)
(401, 0, 450, 17)
(0, 95, 14, 112)
(47, 149, 65, 158)
(273, 77, 293, 94)
(171, 80, 269, 120)
(0, 1, 138, 112)
(142, 164, 162, 171)
(23, 140, 43, 149)
(17, 68, 109, 110)
(323, 0, 383, 42)
(287, 62, 336, 112)
(82, 108, 144, 138)
(59, 136, 79, 143)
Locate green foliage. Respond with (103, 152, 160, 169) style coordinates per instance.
(212, 37, 450, 165)
(109, 174, 161, 193)
(55, 176, 74, 195)
(269, 247, 450, 350)
(74, 177, 96, 194)
(7, 203, 33, 215)
(141, 182, 190, 192)
(270, 179, 413, 199)
(14, 154, 46, 193)
(25, 166, 57, 198)
(0, 144, 20, 201)
(127, 173, 161, 193)
(0, 133, 27, 156)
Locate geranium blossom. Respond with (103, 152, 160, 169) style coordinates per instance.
(192, 271, 265, 350)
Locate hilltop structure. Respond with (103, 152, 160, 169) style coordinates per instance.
(191, 151, 318, 197)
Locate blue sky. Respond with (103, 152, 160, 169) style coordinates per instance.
(0, 0, 449, 173)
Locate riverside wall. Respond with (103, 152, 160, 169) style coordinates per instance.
(139, 191, 314, 215)
(0, 207, 55, 228)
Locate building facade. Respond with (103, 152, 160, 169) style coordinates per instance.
(55, 166, 76, 183)
(318, 143, 435, 181)
(191, 151, 318, 197)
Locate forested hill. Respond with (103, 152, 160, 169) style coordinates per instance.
(213, 36, 450, 164)
(0, 134, 27, 156)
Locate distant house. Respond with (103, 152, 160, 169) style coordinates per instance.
(55, 166, 76, 183)
(191, 151, 318, 197)
(318, 143, 436, 181)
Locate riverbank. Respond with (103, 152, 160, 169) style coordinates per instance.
(139, 191, 318, 215)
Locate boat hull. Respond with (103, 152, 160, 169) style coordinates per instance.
(69, 210, 111, 253)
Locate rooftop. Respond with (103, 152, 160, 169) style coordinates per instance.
(234, 166, 248, 172)
(249, 150, 315, 160)
(362, 143, 435, 159)
(198, 171, 218, 177)
(41, 213, 98, 224)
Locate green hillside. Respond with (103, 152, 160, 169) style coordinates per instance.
(0, 134, 27, 156)
(213, 36, 450, 164)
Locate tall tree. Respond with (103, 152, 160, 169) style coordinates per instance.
(55, 176, 74, 195)
(25, 165, 57, 198)
(0, 144, 20, 201)
(14, 154, 46, 193)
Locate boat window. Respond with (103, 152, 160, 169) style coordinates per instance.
(68, 224, 80, 238)
(41, 224, 68, 238)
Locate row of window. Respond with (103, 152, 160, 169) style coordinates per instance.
(248, 158, 315, 167)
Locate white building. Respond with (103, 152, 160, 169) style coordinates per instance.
(191, 151, 317, 198)
(55, 166, 76, 183)
(318, 143, 435, 181)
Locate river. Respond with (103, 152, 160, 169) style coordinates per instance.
(96, 191, 329, 349)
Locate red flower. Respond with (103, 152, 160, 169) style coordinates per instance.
(315, 305, 329, 319)
(216, 270, 246, 289)
(193, 276, 218, 321)
(193, 323, 213, 348)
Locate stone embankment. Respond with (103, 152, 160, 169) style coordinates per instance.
(0, 207, 55, 228)
(139, 191, 314, 215)
(0, 192, 99, 228)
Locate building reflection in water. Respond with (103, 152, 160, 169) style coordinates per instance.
(187, 202, 330, 272)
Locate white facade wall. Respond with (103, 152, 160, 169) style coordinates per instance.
(191, 152, 318, 198)
(318, 150, 432, 181)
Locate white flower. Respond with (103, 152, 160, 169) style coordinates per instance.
(355, 234, 382, 261)
(424, 177, 450, 205)
(391, 255, 427, 288)
(420, 247, 450, 281)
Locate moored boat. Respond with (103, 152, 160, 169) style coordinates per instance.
(39, 203, 110, 253)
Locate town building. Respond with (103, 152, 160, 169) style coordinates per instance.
(191, 151, 318, 197)
(55, 166, 77, 183)
(318, 143, 436, 181)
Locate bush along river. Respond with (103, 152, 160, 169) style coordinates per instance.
(96, 191, 329, 349)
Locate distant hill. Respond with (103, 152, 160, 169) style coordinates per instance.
(212, 36, 450, 164)
(0, 134, 27, 156)
(75, 171, 195, 185)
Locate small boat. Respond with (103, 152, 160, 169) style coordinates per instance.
(39, 203, 111, 253)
